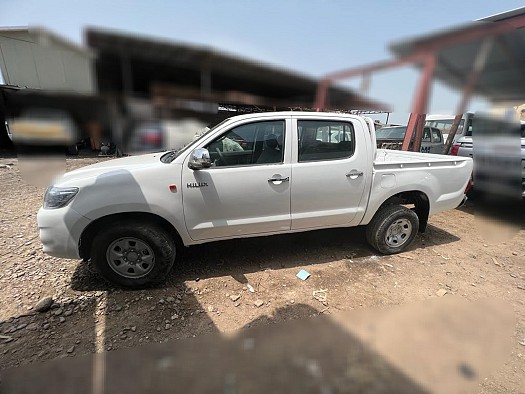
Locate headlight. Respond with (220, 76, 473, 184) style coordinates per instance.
(43, 186, 79, 209)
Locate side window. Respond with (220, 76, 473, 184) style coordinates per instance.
(465, 118, 473, 136)
(204, 120, 285, 167)
(422, 127, 431, 142)
(298, 120, 355, 162)
(441, 120, 454, 133)
(431, 127, 442, 142)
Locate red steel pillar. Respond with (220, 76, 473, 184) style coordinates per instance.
(315, 79, 330, 111)
(402, 53, 436, 152)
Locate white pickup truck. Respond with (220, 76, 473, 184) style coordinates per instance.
(37, 112, 473, 287)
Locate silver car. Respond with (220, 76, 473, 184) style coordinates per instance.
(450, 121, 525, 198)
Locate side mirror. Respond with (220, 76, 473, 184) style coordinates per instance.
(188, 148, 211, 170)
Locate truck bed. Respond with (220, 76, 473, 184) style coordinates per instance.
(373, 149, 470, 168)
(363, 149, 473, 221)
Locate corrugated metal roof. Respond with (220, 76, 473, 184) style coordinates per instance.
(389, 7, 525, 103)
(86, 28, 389, 111)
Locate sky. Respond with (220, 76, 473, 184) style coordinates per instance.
(1, 0, 525, 124)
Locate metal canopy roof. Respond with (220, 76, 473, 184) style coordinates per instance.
(86, 28, 388, 111)
(389, 7, 525, 103)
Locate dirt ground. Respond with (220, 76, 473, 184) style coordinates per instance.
(0, 155, 524, 393)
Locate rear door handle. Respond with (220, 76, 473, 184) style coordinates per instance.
(346, 170, 363, 179)
(268, 176, 289, 183)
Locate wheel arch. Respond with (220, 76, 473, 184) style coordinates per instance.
(369, 190, 430, 233)
(79, 212, 183, 261)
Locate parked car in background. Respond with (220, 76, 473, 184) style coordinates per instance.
(450, 117, 525, 198)
(9, 108, 81, 155)
(128, 121, 164, 153)
(449, 126, 473, 158)
(375, 125, 444, 154)
(127, 118, 208, 155)
(425, 112, 474, 144)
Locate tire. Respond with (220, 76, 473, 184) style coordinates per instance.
(91, 222, 176, 288)
(66, 144, 79, 156)
(366, 204, 419, 255)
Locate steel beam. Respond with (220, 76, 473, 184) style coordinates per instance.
(412, 16, 525, 53)
(442, 38, 494, 154)
(402, 53, 436, 151)
(314, 54, 425, 110)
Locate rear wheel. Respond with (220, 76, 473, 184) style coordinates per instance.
(91, 222, 176, 288)
(366, 205, 419, 254)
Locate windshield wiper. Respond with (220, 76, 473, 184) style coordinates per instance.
(160, 150, 177, 163)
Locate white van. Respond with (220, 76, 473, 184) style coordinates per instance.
(424, 112, 474, 144)
(375, 125, 444, 154)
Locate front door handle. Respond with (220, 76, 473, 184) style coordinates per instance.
(268, 176, 289, 184)
(346, 170, 363, 180)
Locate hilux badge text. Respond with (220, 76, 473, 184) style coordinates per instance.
(187, 182, 208, 188)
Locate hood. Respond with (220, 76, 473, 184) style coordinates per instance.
(55, 152, 166, 186)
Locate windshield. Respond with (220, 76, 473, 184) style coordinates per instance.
(426, 118, 466, 142)
(376, 126, 407, 140)
(160, 118, 230, 163)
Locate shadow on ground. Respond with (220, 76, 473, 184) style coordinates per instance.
(3, 303, 429, 394)
(0, 221, 462, 374)
(4, 297, 515, 394)
(71, 223, 462, 293)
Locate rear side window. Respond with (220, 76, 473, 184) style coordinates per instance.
(422, 127, 431, 142)
(465, 118, 473, 136)
(425, 119, 465, 133)
(298, 120, 354, 162)
(431, 127, 442, 142)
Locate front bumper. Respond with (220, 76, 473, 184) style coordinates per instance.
(37, 206, 91, 259)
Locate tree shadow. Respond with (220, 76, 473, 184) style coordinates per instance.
(2, 303, 430, 394)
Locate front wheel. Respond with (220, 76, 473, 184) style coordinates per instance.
(91, 223, 176, 288)
(366, 205, 419, 255)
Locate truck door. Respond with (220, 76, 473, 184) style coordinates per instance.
(290, 117, 369, 230)
(420, 127, 432, 153)
(182, 117, 292, 241)
(430, 127, 444, 154)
